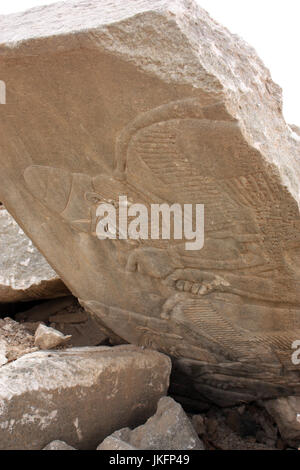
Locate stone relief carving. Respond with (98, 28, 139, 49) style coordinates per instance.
(23, 99, 300, 406)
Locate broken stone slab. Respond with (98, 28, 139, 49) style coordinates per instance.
(98, 397, 204, 450)
(43, 440, 76, 450)
(0, 345, 171, 450)
(0, 209, 69, 303)
(34, 323, 72, 350)
(1, 0, 300, 407)
(264, 397, 300, 447)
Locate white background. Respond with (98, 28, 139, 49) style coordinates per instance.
(1, 0, 299, 126)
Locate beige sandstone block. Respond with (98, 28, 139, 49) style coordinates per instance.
(0, 345, 171, 450)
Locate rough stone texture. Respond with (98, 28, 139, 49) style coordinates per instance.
(192, 404, 279, 451)
(50, 316, 111, 347)
(290, 124, 300, 138)
(191, 414, 206, 436)
(0, 339, 7, 366)
(0, 0, 300, 407)
(43, 440, 76, 450)
(34, 323, 71, 350)
(98, 397, 204, 450)
(16, 297, 113, 347)
(0, 317, 37, 364)
(97, 433, 138, 450)
(264, 397, 300, 446)
(0, 345, 171, 450)
(16, 297, 76, 323)
(0, 209, 68, 302)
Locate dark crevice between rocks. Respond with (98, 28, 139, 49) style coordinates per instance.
(0, 298, 50, 319)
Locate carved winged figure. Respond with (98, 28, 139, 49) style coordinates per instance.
(24, 99, 300, 406)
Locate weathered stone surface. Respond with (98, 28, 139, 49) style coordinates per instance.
(0, 345, 171, 450)
(98, 397, 204, 450)
(0, 209, 68, 302)
(0, 0, 300, 407)
(34, 323, 71, 350)
(43, 440, 76, 450)
(264, 397, 300, 446)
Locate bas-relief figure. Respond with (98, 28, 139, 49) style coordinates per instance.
(24, 99, 300, 406)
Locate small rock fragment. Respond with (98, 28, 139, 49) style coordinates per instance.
(264, 397, 300, 446)
(50, 316, 109, 347)
(97, 434, 138, 451)
(18, 297, 111, 347)
(34, 323, 71, 350)
(191, 415, 206, 436)
(43, 440, 76, 450)
(98, 397, 204, 450)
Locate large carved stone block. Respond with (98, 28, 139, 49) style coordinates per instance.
(0, 0, 300, 406)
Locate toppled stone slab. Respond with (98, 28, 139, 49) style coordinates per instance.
(98, 397, 204, 450)
(1, 0, 300, 407)
(34, 323, 71, 350)
(0, 209, 69, 302)
(43, 440, 76, 450)
(264, 397, 300, 447)
(0, 345, 171, 450)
